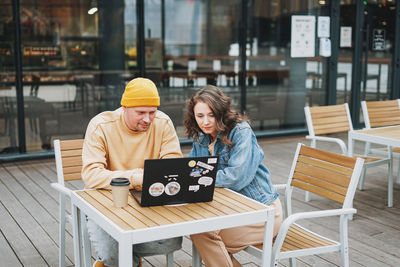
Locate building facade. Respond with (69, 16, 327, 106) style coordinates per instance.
(0, 0, 398, 159)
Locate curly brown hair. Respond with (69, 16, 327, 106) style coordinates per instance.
(184, 85, 247, 147)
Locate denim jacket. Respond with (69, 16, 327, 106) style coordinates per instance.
(189, 121, 278, 205)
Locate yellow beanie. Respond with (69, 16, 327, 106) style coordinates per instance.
(121, 78, 160, 107)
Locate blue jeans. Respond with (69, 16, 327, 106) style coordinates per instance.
(87, 218, 182, 266)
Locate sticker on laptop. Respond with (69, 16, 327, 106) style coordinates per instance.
(197, 161, 214, 171)
(165, 181, 181, 196)
(190, 167, 203, 177)
(198, 176, 213, 187)
(188, 160, 196, 167)
(165, 174, 178, 181)
(207, 158, 217, 164)
(149, 182, 165, 197)
(189, 185, 200, 192)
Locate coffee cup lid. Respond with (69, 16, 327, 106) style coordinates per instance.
(110, 178, 130, 186)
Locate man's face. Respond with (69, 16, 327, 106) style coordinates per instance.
(123, 106, 157, 132)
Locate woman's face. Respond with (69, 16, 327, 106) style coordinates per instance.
(193, 101, 218, 139)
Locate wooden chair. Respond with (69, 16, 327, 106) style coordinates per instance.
(51, 139, 91, 267)
(361, 99, 400, 186)
(242, 143, 365, 266)
(303, 104, 392, 205)
(51, 139, 174, 267)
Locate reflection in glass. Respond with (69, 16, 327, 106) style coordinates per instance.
(0, 0, 397, 155)
(0, 0, 18, 153)
(144, 0, 242, 136)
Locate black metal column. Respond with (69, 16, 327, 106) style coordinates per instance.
(161, 0, 165, 66)
(206, 0, 212, 54)
(12, 0, 26, 153)
(350, 0, 365, 128)
(325, 0, 340, 105)
(137, 0, 145, 76)
(239, 0, 247, 114)
(97, 0, 125, 110)
(362, 24, 370, 99)
(391, 0, 400, 99)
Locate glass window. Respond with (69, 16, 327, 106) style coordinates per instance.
(248, 0, 330, 131)
(146, 0, 241, 137)
(0, 0, 17, 153)
(360, 0, 395, 102)
(5, 0, 134, 151)
(0, 0, 398, 155)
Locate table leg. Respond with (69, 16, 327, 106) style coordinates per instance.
(192, 242, 202, 267)
(388, 146, 393, 207)
(71, 203, 82, 267)
(377, 64, 381, 100)
(261, 208, 275, 267)
(80, 212, 92, 267)
(119, 237, 132, 267)
(397, 163, 400, 184)
(347, 135, 355, 220)
(166, 252, 174, 267)
(344, 75, 348, 103)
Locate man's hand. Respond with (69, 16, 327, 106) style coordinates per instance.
(131, 168, 144, 191)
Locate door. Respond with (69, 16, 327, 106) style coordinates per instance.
(361, 1, 395, 101)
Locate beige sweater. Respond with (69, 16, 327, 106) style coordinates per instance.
(81, 107, 182, 189)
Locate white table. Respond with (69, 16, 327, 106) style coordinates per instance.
(71, 188, 275, 267)
(348, 125, 400, 207)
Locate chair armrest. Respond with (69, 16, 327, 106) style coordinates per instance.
(272, 208, 356, 253)
(306, 135, 347, 154)
(273, 184, 287, 190)
(51, 182, 73, 197)
(284, 208, 356, 225)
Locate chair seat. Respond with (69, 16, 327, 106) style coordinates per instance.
(252, 224, 336, 252)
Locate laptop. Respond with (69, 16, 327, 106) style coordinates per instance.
(130, 156, 219, 207)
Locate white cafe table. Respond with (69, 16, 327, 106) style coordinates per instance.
(71, 187, 275, 267)
(348, 125, 400, 207)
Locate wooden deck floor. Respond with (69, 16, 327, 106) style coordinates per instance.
(0, 134, 399, 267)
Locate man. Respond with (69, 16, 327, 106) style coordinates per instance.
(82, 77, 183, 267)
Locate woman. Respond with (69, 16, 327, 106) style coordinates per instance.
(184, 85, 283, 267)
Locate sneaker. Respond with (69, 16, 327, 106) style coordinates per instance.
(92, 260, 105, 267)
(92, 258, 141, 267)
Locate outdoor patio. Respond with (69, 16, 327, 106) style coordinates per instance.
(0, 133, 399, 267)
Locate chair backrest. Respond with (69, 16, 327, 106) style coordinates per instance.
(304, 103, 353, 136)
(361, 99, 400, 128)
(287, 143, 364, 209)
(54, 139, 84, 185)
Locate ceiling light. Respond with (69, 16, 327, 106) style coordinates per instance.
(88, 7, 98, 15)
(88, 0, 98, 15)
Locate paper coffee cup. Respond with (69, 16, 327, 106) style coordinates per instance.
(110, 178, 130, 208)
